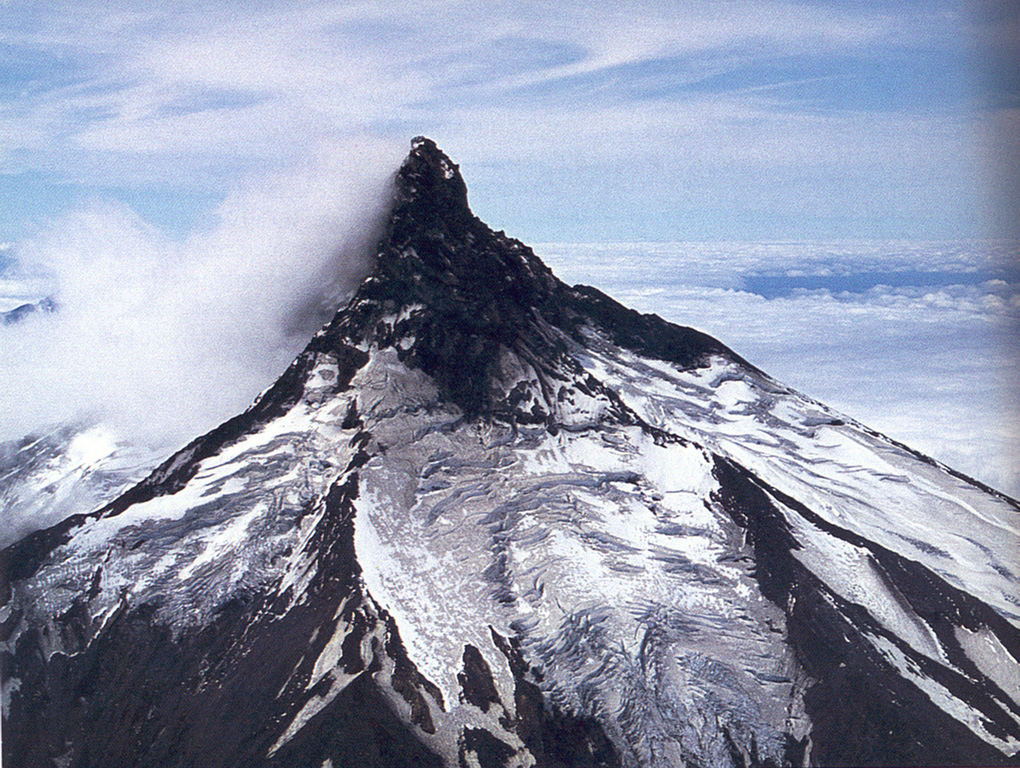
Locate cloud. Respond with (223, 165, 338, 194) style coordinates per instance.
(0, 136, 404, 447)
(0, 0, 1000, 242)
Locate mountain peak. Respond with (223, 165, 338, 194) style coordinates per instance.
(4, 136, 1019, 768)
(315, 137, 742, 422)
(389, 136, 473, 230)
(325, 138, 572, 420)
(397, 136, 470, 215)
(382, 137, 547, 286)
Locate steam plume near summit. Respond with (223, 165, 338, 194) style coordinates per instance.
(0, 138, 405, 448)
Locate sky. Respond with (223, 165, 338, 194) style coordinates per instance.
(1, 0, 1018, 243)
(0, 2, 1018, 500)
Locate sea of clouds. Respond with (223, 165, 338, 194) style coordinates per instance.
(538, 241, 1020, 498)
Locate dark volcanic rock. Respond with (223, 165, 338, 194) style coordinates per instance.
(325, 136, 741, 424)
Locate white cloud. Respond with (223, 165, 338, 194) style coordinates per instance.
(0, 0, 985, 233)
(0, 136, 404, 447)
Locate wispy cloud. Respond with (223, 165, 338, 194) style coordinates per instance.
(1, 0, 1009, 240)
(0, 137, 402, 445)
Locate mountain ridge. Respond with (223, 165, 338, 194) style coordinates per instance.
(2, 138, 1018, 768)
(325, 136, 749, 424)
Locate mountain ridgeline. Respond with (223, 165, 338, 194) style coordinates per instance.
(2, 138, 1019, 768)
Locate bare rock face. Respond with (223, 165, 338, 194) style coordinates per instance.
(2, 138, 1019, 768)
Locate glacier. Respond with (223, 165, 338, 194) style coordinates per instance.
(2, 137, 1018, 768)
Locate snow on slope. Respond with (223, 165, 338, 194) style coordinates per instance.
(3, 138, 1019, 768)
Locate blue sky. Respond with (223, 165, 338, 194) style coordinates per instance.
(1, 0, 1017, 243)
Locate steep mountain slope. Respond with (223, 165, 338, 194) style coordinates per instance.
(2, 138, 1018, 768)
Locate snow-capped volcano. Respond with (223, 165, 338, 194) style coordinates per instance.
(2, 138, 1019, 768)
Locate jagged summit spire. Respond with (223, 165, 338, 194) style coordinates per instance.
(362, 136, 562, 322)
(393, 137, 471, 222)
(327, 137, 571, 419)
(318, 137, 738, 422)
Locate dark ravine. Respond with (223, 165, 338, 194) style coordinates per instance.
(3, 138, 1019, 768)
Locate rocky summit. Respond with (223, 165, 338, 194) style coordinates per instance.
(2, 138, 1019, 768)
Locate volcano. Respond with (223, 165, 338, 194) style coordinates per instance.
(2, 138, 1018, 768)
